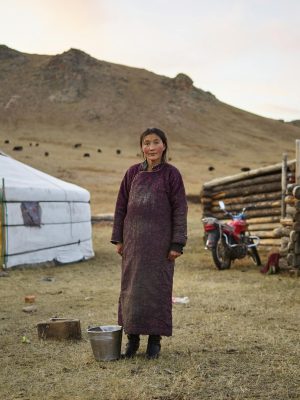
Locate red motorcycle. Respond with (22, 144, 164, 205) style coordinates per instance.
(202, 201, 261, 270)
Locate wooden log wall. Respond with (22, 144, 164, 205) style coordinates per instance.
(201, 161, 296, 249)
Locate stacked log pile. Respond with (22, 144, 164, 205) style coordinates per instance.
(201, 161, 295, 249)
(279, 185, 300, 270)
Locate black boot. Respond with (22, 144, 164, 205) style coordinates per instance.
(123, 334, 140, 358)
(146, 335, 161, 359)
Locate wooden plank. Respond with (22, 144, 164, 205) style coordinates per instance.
(211, 191, 281, 207)
(212, 207, 281, 220)
(248, 222, 281, 231)
(259, 238, 282, 246)
(200, 197, 212, 204)
(203, 159, 296, 189)
(248, 216, 281, 224)
(249, 230, 278, 238)
(211, 181, 282, 200)
(37, 318, 81, 340)
(211, 200, 281, 214)
(211, 172, 281, 193)
(92, 214, 114, 222)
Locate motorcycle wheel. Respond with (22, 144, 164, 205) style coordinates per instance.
(212, 238, 231, 270)
(249, 246, 261, 266)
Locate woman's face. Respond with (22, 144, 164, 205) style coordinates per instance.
(142, 134, 166, 165)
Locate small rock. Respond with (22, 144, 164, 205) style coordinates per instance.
(41, 276, 55, 282)
(22, 305, 37, 313)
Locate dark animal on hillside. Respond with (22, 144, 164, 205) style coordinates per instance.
(97, 149, 102, 153)
(74, 143, 82, 148)
(116, 149, 121, 155)
(83, 153, 90, 157)
(4, 140, 9, 144)
(13, 146, 23, 151)
(208, 166, 215, 171)
(44, 152, 49, 156)
(241, 167, 250, 172)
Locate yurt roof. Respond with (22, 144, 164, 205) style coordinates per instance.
(0, 152, 89, 202)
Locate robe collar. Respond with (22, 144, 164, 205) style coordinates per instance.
(140, 160, 165, 172)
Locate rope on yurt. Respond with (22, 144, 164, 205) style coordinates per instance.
(5, 237, 92, 257)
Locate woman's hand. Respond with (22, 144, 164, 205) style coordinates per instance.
(168, 250, 181, 261)
(116, 243, 123, 256)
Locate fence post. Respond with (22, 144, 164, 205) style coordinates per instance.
(296, 140, 300, 185)
(281, 153, 287, 218)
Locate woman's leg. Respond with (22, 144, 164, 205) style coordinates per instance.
(123, 334, 140, 358)
(146, 335, 161, 359)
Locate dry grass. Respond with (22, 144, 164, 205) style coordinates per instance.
(1, 205, 299, 400)
(2, 46, 300, 400)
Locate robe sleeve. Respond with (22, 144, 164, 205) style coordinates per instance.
(169, 168, 188, 247)
(111, 169, 132, 244)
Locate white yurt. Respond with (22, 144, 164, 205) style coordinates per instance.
(0, 152, 94, 268)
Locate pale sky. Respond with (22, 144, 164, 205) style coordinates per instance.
(1, 0, 300, 121)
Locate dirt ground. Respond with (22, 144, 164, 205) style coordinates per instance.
(1, 204, 299, 400)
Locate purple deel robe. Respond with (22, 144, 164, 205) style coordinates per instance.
(111, 162, 187, 336)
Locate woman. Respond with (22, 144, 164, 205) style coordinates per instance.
(111, 127, 187, 359)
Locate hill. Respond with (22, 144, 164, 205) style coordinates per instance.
(0, 45, 299, 210)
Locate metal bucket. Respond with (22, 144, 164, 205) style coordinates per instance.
(87, 325, 123, 361)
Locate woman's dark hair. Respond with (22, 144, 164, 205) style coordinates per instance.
(140, 127, 168, 163)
